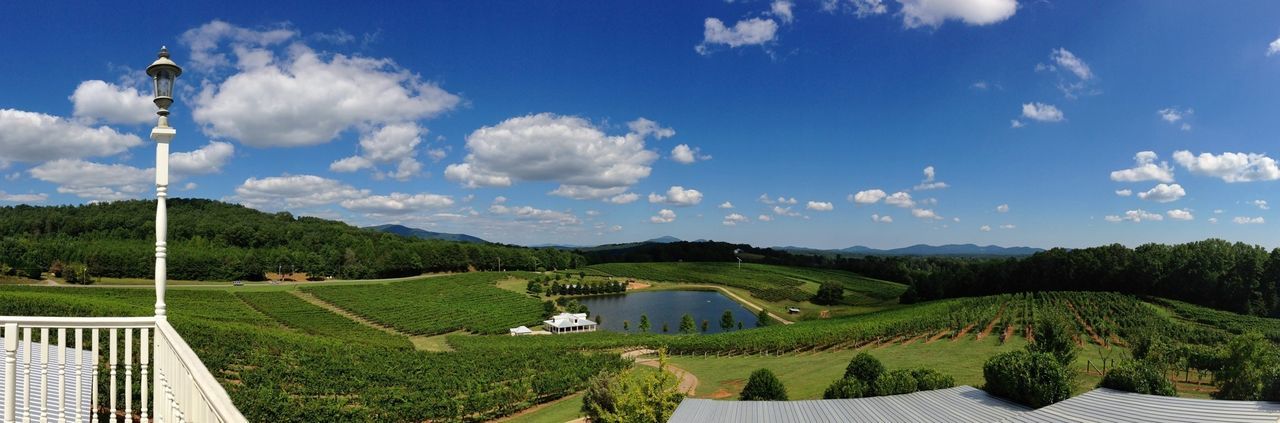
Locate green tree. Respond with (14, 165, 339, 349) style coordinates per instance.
(756, 309, 770, 327)
(983, 350, 1071, 408)
(872, 369, 918, 396)
(1215, 332, 1276, 400)
(823, 378, 868, 399)
(583, 349, 685, 423)
(679, 314, 696, 334)
(740, 368, 788, 401)
(720, 310, 735, 331)
(639, 314, 650, 333)
(811, 281, 844, 305)
(1099, 360, 1176, 396)
(1028, 316, 1078, 368)
(844, 352, 885, 382)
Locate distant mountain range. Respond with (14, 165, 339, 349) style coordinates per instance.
(367, 224, 488, 244)
(776, 243, 1044, 257)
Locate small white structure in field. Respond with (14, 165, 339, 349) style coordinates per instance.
(509, 326, 534, 336)
(543, 313, 598, 334)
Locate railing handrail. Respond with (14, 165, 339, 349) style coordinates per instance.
(155, 318, 247, 422)
(0, 316, 156, 329)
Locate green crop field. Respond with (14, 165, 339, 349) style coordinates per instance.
(235, 291, 414, 349)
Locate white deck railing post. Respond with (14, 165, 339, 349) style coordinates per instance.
(4, 323, 16, 423)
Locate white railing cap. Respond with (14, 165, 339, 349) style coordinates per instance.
(0, 316, 156, 328)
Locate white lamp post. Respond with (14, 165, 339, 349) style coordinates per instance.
(146, 47, 182, 319)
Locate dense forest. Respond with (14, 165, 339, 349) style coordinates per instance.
(0, 199, 583, 280)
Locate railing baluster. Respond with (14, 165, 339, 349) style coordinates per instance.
(55, 329, 65, 423)
(108, 329, 117, 423)
(90, 329, 98, 423)
(4, 323, 16, 423)
(124, 329, 132, 423)
(140, 328, 148, 423)
(73, 329, 82, 423)
(20, 327, 31, 423)
(39, 328, 47, 423)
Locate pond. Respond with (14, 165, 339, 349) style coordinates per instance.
(576, 290, 758, 334)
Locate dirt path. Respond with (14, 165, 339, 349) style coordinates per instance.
(976, 303, 1006, 340)
(924, 329, 951, 344)
(288, 290, 450, 351)
(1065, 301, 1106, 347)
(624, 349, 699, 395)
(950, 323, 977, 342)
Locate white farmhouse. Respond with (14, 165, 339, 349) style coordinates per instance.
(543, 312, 598, 334)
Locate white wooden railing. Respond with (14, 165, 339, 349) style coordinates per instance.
(1, 316, 245, 423)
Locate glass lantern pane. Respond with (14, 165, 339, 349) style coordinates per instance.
(156, 70, 174, 98)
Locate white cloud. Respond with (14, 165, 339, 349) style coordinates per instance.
(885, 191, 915, 208)
(329, 123, 426, 180)
(1234, 216, 1265, 225)
(758, 214, 774, 222)
(1208, 217, 1219, 224)
(445, 113, 660, 193)
(1268, 37, 1280, 56)
(971, 81, 989, 90)
(914, 165, 949, 190)
(871, 213, 893, 223)
(771, 0, 796, 24)
(695, 17, 779, 55)
(170, 141, 235, 176)
(231, 174, 368, 209)
(1166, 209, 1194, 221)
(493, 196, 507, 204)
(1049, 48, 1093, 81)
(1137, 183, 1186, 203)
(911, 208, 942, 220)
(187, 21, 460, 148)
(0, 109, 143, 163)
(1105, 209, 1164, 223)
(605, 192, 640, 204)
(979, 225, 991, 232)
(996, 204, 1009, 213)
(1010, 120, 1025, 128)
(671, 144, 711, 164)
(648, 186, 704, 206)
(626, 118, 675, 139)
(1214, 209, 1224, 214)
(806, 201, 835, 211)
(723, 213, 750, 226)
(0, 192, 48, 203)
(29, 159, 153, 201)
(1021, 103, 1064, 123)
(898, 0, 1018, 29)
(1172, 151, 1280, 183)
(1115, 189, 1132, 197)
(182, 182, 198, 191)
(719, 201, 734, 209)
(340, 193, 454, 215)
(69, 80, 155, 125)
(329, 156, 373, 173)
(828, 0, 890, 17)
(1251, 200, 1270, 210)
(550, 185, 629, 201)
(1037, 48, 1098, 98)
(1157, 107, 1193, 131)
(999, 224, 1016, 229)
(490, 204, 581, 226)
(1110, 151, 1175, 183)
(850, 189, 887, 204)
(650, 209, 677, 224)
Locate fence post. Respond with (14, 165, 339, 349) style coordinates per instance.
(4, 323, 17, 423)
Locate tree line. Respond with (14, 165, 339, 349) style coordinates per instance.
(0, 199, 584, 281)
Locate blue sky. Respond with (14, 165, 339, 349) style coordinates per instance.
(1, 1, 1279, 249)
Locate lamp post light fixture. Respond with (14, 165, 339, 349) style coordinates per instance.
(146, 46, 182, 318)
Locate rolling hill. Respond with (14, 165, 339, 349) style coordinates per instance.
(367, 224, 488, 243)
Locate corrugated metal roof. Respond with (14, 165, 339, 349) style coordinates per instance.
(667, 386, 1032, 423)
(669, 387, 1280, 423)
(1008, 388, 1280, 423)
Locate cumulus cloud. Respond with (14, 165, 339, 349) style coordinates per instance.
(0, 109, 143, 163)
(695, 17, 778, 55)
(723, 213, 750, 226)
(995, 204, 1009, 213)
(626, 118, 675, 139)
(719, 201, 735, 209)
(340, 193, 453, 215)
(1209, 217, 1219, 224)
(490, 204, 581, 226)
(1021, 102, 1064, 123)
(806, 201, 834, 211)
(671, 144, 711, 164)
(1251, 200, 1269, 210)
(914, 165, 949, 190)
(329, 123, 427, 181)
(445, 114, 661, 195)
(605, 192, 640, 204)
(230, 174, 368, 209)
(329, 156, 373, 173)
(898, 0, 1018, 29)
(0, 192, 48, 203)
(979, 225, 991, 232)
(759, 194, 797, 205)
(69, 80, 155, 125)
(650, 209, 677, 224)
(1172, 151, 1280, 182)
(550, 185, 629, 201)
(1268, 37, 1280, 56)
(1137, 183, 1186, 203)
(1234, 216, 1265, 225)
(911, 208, 942, 220)
(823, 0, 889, 16)
(1166, 209, 1194, 221)
(850, 189, 887, 204)
(771, 0, 796, 24)
(1000, 224, 1016, 229)
(1158, 107, 1193, 131)
(29, 159, 152, 201)
(1049, 48, 1092, 80)
(871, 213, 893, 223)
(885, 191, 915, 208)
(1010, 120, 1025, 128)
(1115, 189, 1132, 197)
(186, 21, 460, 148)
(1110, 151, 1175, 183)
(1036, 48, 1098, 98)
(758, 214, 774, 222)
(648, 186, 704, 206)
(170, 141, 235, 176)
(1105, 209, 1163, 223)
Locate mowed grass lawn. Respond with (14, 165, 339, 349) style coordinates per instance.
(670, 335, 1135, 401)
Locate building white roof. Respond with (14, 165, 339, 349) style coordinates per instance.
(543, 312, 596, 328)
(669, 386, 1280, 423)
(509, 326, 532, 334)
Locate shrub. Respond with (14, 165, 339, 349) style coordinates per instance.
(844, 352, 885, 383)
(898, 283, 919, 304)
(1215, 332, 1276, 400)
(812, 282, 844, 305)
(872, 369, 919, 396)
(983, 350, 1071, 408)
(1099, 360, 1176, 396)
(1263, 369, 1280, 402)
(740, 368, 788, 401)
(1028, 316, 1078, 368)
(823, 377, 868, 399)
(911, 368, 956, 391)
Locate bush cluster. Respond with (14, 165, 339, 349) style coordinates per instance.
(1099, 360, 1176, 396)
(983, 350, 1071, 408)
(824, 352, 954, 399)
